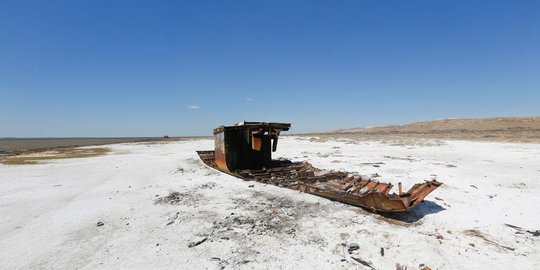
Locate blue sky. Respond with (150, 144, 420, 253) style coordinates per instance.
(1, 1, 539, 137)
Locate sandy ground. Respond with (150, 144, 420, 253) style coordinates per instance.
(0, 137, 539, 269)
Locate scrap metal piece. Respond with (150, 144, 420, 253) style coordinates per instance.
(197, 121, 443, 213)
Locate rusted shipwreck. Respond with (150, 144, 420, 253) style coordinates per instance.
(197, 121, 442, 213)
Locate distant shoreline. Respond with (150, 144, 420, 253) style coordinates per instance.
(0, 136, 211, 154)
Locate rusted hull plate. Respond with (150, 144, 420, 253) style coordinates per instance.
(197, 150, 442, 213)
(214, 131, 229, 172)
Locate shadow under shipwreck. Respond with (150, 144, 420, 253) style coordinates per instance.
(379, 200, 446, 223)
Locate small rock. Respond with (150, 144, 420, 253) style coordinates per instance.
(470, 185, 478, 189)
(281, 227, 295, 234)
(238, 224, 254, 230)
(348, 243, 360, 253)
(96, 221, 104, 227)
(248, 184, 254, 188)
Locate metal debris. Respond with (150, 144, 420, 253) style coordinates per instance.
(197, 121, 443, 213)
(187, 237, 207, 248)
(351, 256, 375, 269)
(505, 223, 540, 237)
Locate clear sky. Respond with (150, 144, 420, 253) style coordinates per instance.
(1, 1, 539, 137)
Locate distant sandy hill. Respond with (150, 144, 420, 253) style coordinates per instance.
(321, 117, 540, 142)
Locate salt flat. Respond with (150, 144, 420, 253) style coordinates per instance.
(1, 137, 539, 269)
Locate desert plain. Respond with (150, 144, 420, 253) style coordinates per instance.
(1, 128, 539, 269)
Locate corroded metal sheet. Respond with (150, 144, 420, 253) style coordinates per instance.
(197, 150, 443, 213)
(214, 131, 229, 172)
(198, 121, 442, 213)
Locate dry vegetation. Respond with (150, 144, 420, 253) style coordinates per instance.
(1, 147, 110, 165)
(310, 117, 540, 143)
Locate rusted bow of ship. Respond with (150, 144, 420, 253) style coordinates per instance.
(197, 121, 443, 213)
